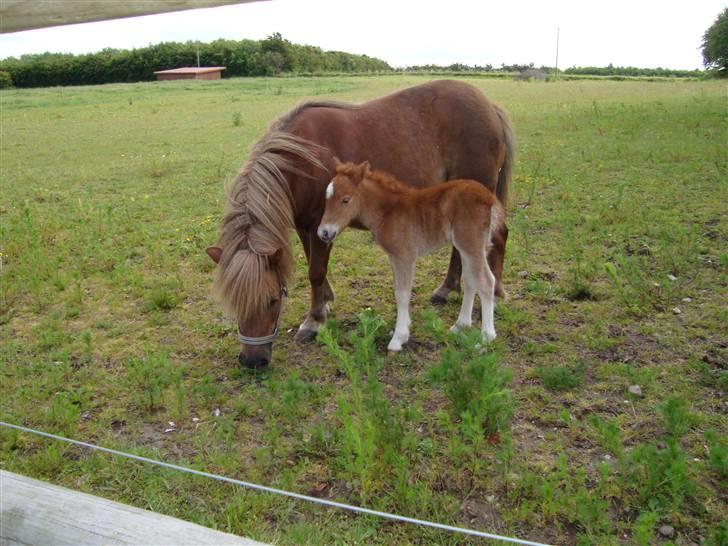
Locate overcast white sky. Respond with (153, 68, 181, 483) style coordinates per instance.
(0, 0, 724, 69)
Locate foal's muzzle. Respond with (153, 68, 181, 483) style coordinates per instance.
(317, 225, 338, 243)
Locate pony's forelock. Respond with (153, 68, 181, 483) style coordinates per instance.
(213, 125, 324, 323)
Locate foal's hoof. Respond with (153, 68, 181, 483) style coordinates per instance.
(294, 329, 317, 344)
(387, 341, 404, 352)
(430, 293, 448, 305)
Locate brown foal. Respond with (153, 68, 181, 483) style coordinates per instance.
(318, 161, 505, 351)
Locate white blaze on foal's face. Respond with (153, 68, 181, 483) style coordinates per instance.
(318, 176, 355, 243)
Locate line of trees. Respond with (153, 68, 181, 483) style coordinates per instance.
(397, 62, 704, 78)
(0, 33, 391, 88)
(563, 64, 704, 78)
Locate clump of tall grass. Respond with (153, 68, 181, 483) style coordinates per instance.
(318, 310, 420, 508)
(126, 351, 182, 412)
(424, 310, 514, 443)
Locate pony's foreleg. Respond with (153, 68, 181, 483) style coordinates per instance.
(295, 231, 334, 343)
(431, 248, 462, 304)
(388, 256, 415, 352)
(297, 229, 334, 303)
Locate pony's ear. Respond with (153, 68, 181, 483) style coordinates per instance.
(268, 249, 283, 269)
(206, 246, 222, 264)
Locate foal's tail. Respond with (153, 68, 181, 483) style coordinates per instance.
(494, 105, 515, 207)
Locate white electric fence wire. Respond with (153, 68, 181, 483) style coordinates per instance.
(0, 421, 551, 546)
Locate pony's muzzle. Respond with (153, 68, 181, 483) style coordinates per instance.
(239, 351, 270, 369)
(317, 224, 338, 243)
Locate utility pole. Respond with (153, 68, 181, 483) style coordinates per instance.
(555, 25, 560, 73)
(196, 43, 200, 67)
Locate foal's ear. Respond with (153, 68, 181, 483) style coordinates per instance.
(205, 246, 222, 264)
(352, 160, 370, 182)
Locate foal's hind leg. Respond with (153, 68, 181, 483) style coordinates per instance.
(474, 248, 497, 342)
(431, 247, 462, 305)
(453, 243, 496, 342)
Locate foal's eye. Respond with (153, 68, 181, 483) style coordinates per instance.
(342, 196, 351, 204)
(268, 298, 278, 309)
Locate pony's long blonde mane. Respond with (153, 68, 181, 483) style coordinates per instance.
(214, 117, 326, 322)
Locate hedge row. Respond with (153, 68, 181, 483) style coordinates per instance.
(0, 33, 391, 88)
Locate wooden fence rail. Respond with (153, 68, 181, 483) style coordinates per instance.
(0, 470, 266, 545)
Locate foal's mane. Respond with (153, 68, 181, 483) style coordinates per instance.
(337, 162, 410, 195)
(214, 106, 327, 322)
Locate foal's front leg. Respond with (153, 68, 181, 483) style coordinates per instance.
(388, 256, 415, 352)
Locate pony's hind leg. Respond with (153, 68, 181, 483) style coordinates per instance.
(388, 256, 415, 352)
(431, 247, 462, 304)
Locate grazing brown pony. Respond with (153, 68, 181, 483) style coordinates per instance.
(319, 161, 504, 350)
(206, 80, 514, 368)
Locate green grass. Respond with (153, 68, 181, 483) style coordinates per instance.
(1, 75, 726, 545)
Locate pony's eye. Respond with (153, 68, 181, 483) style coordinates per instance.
(268, 298, 278, 309)
(342, 196, 351, 204)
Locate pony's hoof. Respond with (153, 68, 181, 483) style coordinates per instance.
(430, 293, 448, 305)
(294, 329, 317, 344)
(495, 284, 508, 301)
(482, 330, 497, 342)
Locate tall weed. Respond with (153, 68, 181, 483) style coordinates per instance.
(318, 310, 418, 507)
(426, 312, 513, 442)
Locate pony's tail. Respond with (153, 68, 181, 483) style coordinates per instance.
(494, 105, 515, 207)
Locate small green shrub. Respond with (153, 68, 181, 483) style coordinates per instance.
(537, 362, 586, 391)
(588, 414, 624, 459)
(626, 396, 699, 513)
(705, 429, 727, 485)
(632, 511, 659, 546)
(318, 310, 418, 507)
(46, 392, 81, 433)
(147, 286, 179, 311)
(0, 70, 12, 89)
(427, 323, 513, 441)
(126, 352, 179, 411)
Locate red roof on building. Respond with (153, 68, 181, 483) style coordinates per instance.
(153, 67, 226, 75)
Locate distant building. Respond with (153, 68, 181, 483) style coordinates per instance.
(154, 67, 226, 81)
(514, 68, 548, 81)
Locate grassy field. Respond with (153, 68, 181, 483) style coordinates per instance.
(1, 75, 726, 545)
